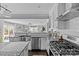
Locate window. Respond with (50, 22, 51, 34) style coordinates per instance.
(29, 26, 39, 32)
(3, 23, 14, 40)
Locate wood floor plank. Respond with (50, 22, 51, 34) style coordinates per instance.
(28, 50, 48, 56)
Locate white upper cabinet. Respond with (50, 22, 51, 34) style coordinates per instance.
(57, 3, 72, 16)
(57, 3, 79, 21)
(58, 3, 66, 16)
(65, 3, 72, 10)
(71, 3, 79, 9)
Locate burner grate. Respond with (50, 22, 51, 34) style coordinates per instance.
(50, 41, 79, 56)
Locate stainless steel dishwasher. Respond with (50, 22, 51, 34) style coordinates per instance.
(31, 37, 41, 50)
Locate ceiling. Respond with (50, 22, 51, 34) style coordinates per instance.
(0, 3, 54, 19)
(4, 19, 49, 25)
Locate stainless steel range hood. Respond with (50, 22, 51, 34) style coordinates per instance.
(57, 4, 79, 21)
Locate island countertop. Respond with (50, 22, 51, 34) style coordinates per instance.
(0, 42, 29, 56)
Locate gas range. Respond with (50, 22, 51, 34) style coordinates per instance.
(50, 40, 79, 56)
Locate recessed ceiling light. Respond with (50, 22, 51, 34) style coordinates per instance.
(0, 4, 12, 18)
(38, 5, 40, 8)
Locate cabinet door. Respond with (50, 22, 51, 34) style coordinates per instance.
(46, 37, 50, 55)
(41, 37, 49, 55)
(58, 3, 66, 16)
(41, 38, 48, 50)
(28, 41, 31, 50)
(66, 3, 72, 10)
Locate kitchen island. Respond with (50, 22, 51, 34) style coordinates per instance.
(28, 32, 49, 50)
(0, 42, 29, 56)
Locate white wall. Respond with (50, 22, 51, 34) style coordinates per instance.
(68, 17, 79, 37)
(58, 17, 79, 37)
(69, 17, 79, 31)
(58, 20, 69, 29)
(3, 19, 49, 33)
(3, 19, 49, 35)
(4, 21, 26, 37)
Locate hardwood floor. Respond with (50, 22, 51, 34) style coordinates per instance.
(28, 50, 48, 56)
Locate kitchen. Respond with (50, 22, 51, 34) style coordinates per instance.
(0, 3, 79, 56)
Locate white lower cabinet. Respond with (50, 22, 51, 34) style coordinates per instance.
(28, 37, 49, 55)
(28, 41, 31, 50)
(41, 37, 49, 55)
(20, 47, 28, 56)
(41, 38, 46, 50)
(46, 38, 49, 55)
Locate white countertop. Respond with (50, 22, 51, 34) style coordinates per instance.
(0, 42, 29, 56)
(29, 32, 49, 37)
